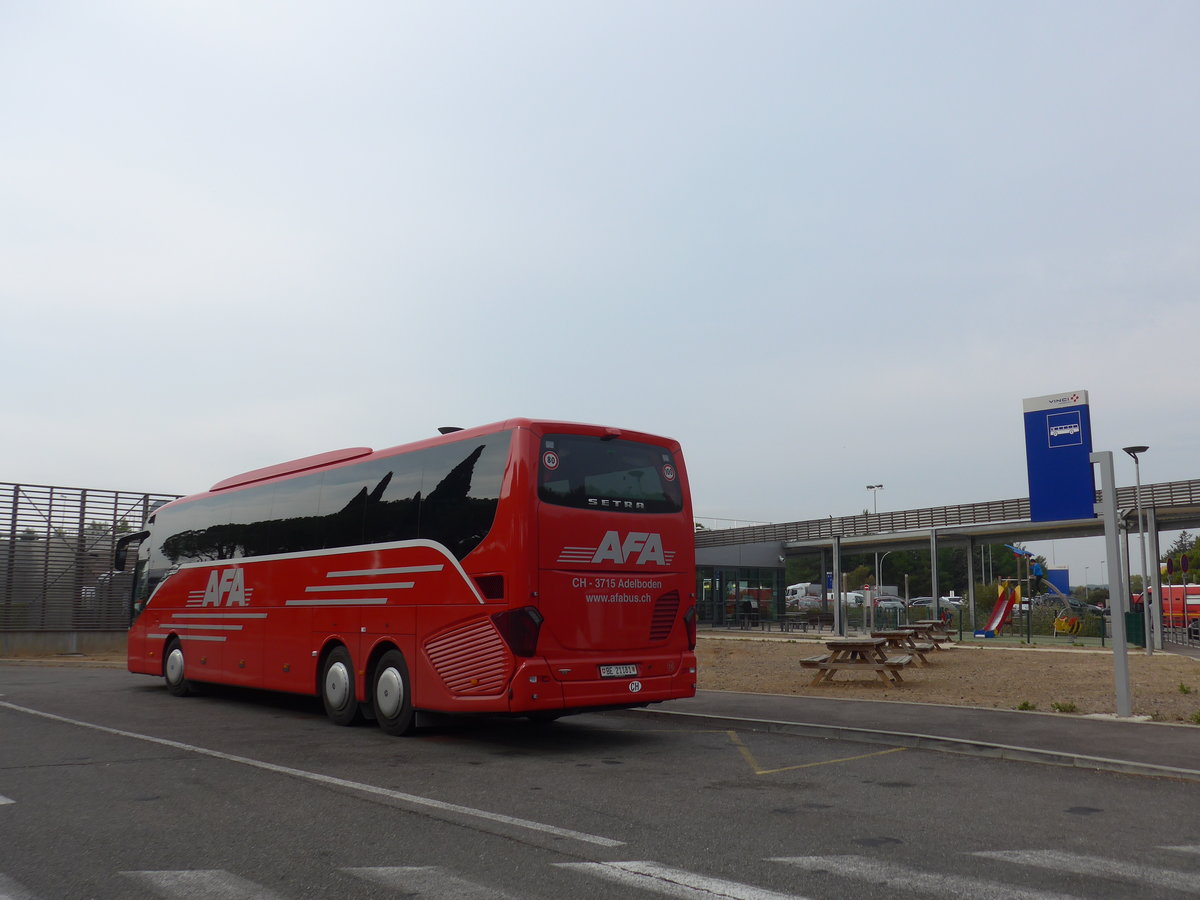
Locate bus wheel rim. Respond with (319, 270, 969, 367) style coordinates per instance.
(325, 661, 351, 710)
(166, 647, 185, 685)
(376, 666, 404, 719)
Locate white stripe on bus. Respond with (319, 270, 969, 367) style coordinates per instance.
(284, 598, 389, 606)
(305, 582, 414, 592)
(327, 565, 444, 577)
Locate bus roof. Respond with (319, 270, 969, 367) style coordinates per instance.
(203, 419, 679, 494)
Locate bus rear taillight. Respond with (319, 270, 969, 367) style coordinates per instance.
(683, 604, 697, 651)
(492, 606, 544, 657)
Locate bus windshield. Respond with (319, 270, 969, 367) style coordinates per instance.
(538, 434, 682, 513)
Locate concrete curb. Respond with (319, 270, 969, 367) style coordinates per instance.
(0, 657, 126, 668)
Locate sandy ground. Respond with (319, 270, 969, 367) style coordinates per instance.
(698, 634, 1200, 724)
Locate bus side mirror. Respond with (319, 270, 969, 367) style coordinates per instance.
(113, 530, 150, 571)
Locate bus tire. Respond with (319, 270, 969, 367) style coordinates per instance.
(163, 638, 193, 698)
(372, 649, 415, 736)
(321, 646, 360, 726)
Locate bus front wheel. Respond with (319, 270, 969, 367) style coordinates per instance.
(163, 638, 193, 698)
(321, 646, 360, 726)
(372, 650, 415, 736)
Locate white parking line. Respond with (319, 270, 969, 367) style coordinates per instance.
(0, 700, 623, 848)
(0, 796, 14, 806)
(0, 872, 38, 900)
(556, 861, 805, 900)
(774, 855, 1083, 900)
(976, 850, 1200, 895)
(345, 866, 519, 899)
(121, 870, 287, 900)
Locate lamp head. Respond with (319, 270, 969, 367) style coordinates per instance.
(1122, 445, 1149, 461)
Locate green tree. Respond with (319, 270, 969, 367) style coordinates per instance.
(1161, 532, 1199, 584)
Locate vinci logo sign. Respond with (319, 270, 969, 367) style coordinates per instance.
(1023, 391, 1095, 522)
(556, 531, 675, 566)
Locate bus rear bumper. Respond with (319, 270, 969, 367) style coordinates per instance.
(507, 655, 696, 713)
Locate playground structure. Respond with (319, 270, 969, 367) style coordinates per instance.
(976, 583, 1018, 638)
(976, 577, 1085, 640)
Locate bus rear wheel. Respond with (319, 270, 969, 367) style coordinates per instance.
(372, 649, 415, 736)
(163, 638, 193, 697)
(321, 646, 360, 726)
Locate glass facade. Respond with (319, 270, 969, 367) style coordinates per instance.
(696, 566, 785, 628)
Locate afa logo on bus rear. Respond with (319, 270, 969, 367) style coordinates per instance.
(556, 530, 676, 567)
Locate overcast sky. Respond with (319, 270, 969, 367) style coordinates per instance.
(3, 2, 1196, 584)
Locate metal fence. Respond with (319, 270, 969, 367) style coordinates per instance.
(1, 483, 180, 631)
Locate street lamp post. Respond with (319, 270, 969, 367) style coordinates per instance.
(866, 485, 883, 631)
(1123, 446, 1152, 656)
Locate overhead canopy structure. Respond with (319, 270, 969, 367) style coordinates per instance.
(695, 478, 1200, 559)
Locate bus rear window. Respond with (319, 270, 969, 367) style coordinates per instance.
(538, 435, 682, 513)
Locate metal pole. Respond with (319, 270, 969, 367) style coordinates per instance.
(1133, 459, 1152, 656)
(929, 528, 939, 620)
(966, 537, 977, 632)
(1148, 507, 1164, 649)
(831, 536, 843, 636)
(1092, 451, 1133, 717)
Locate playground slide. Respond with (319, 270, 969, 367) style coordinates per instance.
(979, 588, 1016, 636)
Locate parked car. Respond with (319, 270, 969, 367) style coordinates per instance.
(1063, 597, 1104, 616)
(908, 597, 935, 608)
(789, 597, 823, 612)
(875, 596, 906, 611)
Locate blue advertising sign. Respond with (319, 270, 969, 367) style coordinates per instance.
(1023, 390, 1096, 522)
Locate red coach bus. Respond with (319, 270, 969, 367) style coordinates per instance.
(121, 419, 698, 734)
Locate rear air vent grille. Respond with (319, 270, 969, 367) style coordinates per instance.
(649, 590, 681, 641)
(425, 619, 510, 695)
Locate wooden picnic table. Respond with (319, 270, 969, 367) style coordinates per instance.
(799, 637, 912, 685)
(902, 628, 940, 643)
(913, 619, 955, 643)
(870, 629, 934, 664)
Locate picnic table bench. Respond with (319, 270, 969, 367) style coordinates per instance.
(803, 638, 913, 685)
(772, 611, 835, 633)
(912, 620, 955, 644)
(870, 629, 935, 664)
(901, 623, 953, 649)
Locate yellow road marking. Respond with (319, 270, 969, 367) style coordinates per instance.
(726, 730, 906, 774)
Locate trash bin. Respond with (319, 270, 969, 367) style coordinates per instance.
(1124, 611, 1145, 647)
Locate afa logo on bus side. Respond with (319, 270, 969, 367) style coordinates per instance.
(195, 568, 254, 607)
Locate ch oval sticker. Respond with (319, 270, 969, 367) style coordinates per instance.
(628, 681, 643, 693)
